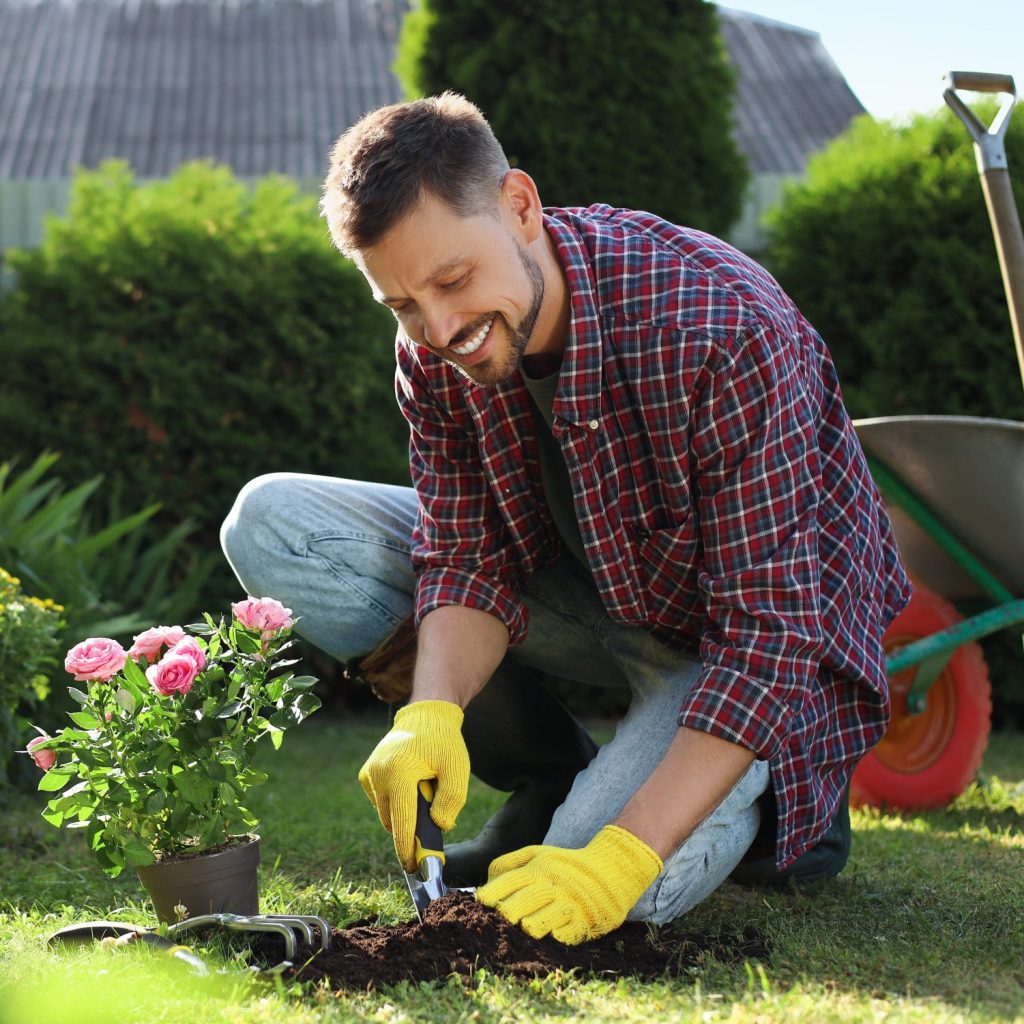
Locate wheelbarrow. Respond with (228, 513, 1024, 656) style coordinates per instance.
(850, 72, 1024, 809)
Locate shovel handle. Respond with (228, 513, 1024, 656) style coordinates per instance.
(413, 779, 445, 867)
(943, 70, 1024, 394)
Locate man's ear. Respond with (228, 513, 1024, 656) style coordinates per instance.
(500, 169, 544, 243)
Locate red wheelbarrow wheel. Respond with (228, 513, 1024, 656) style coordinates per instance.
(851, 585, 992, 809)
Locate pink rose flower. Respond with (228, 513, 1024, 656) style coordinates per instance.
(128, 625, 186, 663)
(26, 735, 56, 772)
(232, 596, 293, 637)
(146, 653, 199, 696)
(168, 636, 207, 674)
(65, 638, 127, 682)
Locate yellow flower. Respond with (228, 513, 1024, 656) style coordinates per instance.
(25, 596, 64, 613)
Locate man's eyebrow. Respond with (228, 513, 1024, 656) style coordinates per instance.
(379, 256, 469, 304)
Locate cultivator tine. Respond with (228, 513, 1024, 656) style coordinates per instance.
(258, 913, 332, 951)
(167, 912, 332, 962)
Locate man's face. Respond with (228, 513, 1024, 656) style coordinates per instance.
(356, 189, 547, 386)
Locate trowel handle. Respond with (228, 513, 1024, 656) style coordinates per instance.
(413, 779, 445, 869)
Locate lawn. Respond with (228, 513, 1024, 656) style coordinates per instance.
(1, 710, 1022, 1023)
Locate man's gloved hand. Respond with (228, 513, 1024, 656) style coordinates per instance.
(357, 700, 469, 870)
(475, 824, 663, 945)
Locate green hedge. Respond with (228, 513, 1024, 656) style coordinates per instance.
(395, 0, 748, 237)
(766, 104, 1024, 422)
(0, 162, 409, 606)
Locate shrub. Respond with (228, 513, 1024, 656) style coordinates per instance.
(0, 453, 215, 645)
(0, 162, 410, 609)
(0, 567, 64, 787)
(395, 0, 748, 236)
(765, 103, 1024, 422)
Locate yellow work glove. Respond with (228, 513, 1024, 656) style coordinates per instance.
(357, 700, 469, 871)
(475, 824, 663, 945)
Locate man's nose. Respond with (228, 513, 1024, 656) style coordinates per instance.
(420, 305, 462, 351)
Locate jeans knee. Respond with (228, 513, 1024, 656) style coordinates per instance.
(220, 474, 296, 584)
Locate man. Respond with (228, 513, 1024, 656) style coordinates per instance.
(221, 94, 910, 945)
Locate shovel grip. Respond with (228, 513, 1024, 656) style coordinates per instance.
(945, 71, 1016, 96)
(413, 779, 445, 866)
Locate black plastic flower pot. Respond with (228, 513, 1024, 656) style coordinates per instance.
(136, 835, 260, 924)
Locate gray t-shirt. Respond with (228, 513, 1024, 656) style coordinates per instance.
(519, 365, 589, 570)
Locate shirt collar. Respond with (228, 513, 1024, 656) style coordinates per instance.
(543, 210, 604, 427)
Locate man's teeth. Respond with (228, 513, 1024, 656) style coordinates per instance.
(452, 316, 494, 356)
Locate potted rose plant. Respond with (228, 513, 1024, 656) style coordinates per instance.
(26, 596, 320, 922)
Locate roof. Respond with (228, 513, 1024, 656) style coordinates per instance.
(0, 0, 406, 179)
(717, 7, 866, 174)
(0, 0, 865, 181)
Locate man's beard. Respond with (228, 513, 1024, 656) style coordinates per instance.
(448, 241, 545, 386)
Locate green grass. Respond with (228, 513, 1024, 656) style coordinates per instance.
(1, 710, 1022, 1023)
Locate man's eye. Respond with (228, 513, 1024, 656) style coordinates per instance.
(442, 274, 468, 291)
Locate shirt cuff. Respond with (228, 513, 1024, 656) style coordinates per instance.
(677, 664, 795, 760)
(415, 567, 529, 645)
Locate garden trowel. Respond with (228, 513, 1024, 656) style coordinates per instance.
(404, 779, 449, 921)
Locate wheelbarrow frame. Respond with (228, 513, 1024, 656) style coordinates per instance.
(868, 451, 1024, 713)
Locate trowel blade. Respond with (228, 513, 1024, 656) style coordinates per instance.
(404, 871, 433, 922)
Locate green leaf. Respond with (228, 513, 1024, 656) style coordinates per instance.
(171, 770, 213, 805)
(115, 687, 136, 714)
(120, 836, 156, 867)
(68, 711, 100, 729)
(217, 699, 245, 719)
(286, 675, 318, 691)
(120, 655, 149, 701)
(291, 692, 322, 724)
(67, 687, 90, 706)
(234, 631, 262, 655)
(37, 766, 76, 792)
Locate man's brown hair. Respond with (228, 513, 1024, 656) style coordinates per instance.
(320, 92, 510, 257)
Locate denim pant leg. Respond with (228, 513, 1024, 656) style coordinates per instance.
(219, 473, 419, 661)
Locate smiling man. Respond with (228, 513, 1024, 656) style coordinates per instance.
(221, 94, 911, 944)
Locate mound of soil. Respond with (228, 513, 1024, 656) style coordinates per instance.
(255, 891, 767, 991)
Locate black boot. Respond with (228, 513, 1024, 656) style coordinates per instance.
(444, 660, 599, 887)
(729, 782, 851, 888)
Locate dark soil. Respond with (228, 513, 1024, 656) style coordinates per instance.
(253, 891, 768, 991)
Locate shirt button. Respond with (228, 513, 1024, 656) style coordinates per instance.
(587, 419, 599, 430)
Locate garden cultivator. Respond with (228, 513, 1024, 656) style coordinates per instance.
(47, 911, 332, 976)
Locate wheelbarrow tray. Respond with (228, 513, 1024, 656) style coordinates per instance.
(854, 414, 1024, 599)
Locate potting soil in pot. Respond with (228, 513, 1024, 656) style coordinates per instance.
(252, 891, 768, 990)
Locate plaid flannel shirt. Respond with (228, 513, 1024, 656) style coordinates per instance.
(395, 205, 911, 868)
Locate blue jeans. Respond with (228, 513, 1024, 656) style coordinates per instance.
(221, 473, 768, 923)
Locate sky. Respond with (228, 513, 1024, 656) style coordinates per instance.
(721, 1, 1023, 121)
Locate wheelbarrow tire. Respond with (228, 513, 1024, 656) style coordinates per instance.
(851, 586, 992, 810)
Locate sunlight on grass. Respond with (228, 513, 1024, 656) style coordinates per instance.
(2, 714, 1021, 1023)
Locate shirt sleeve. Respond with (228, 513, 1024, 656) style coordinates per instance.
(394, 339, 530, 644)
(679, 321, 824, 760)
